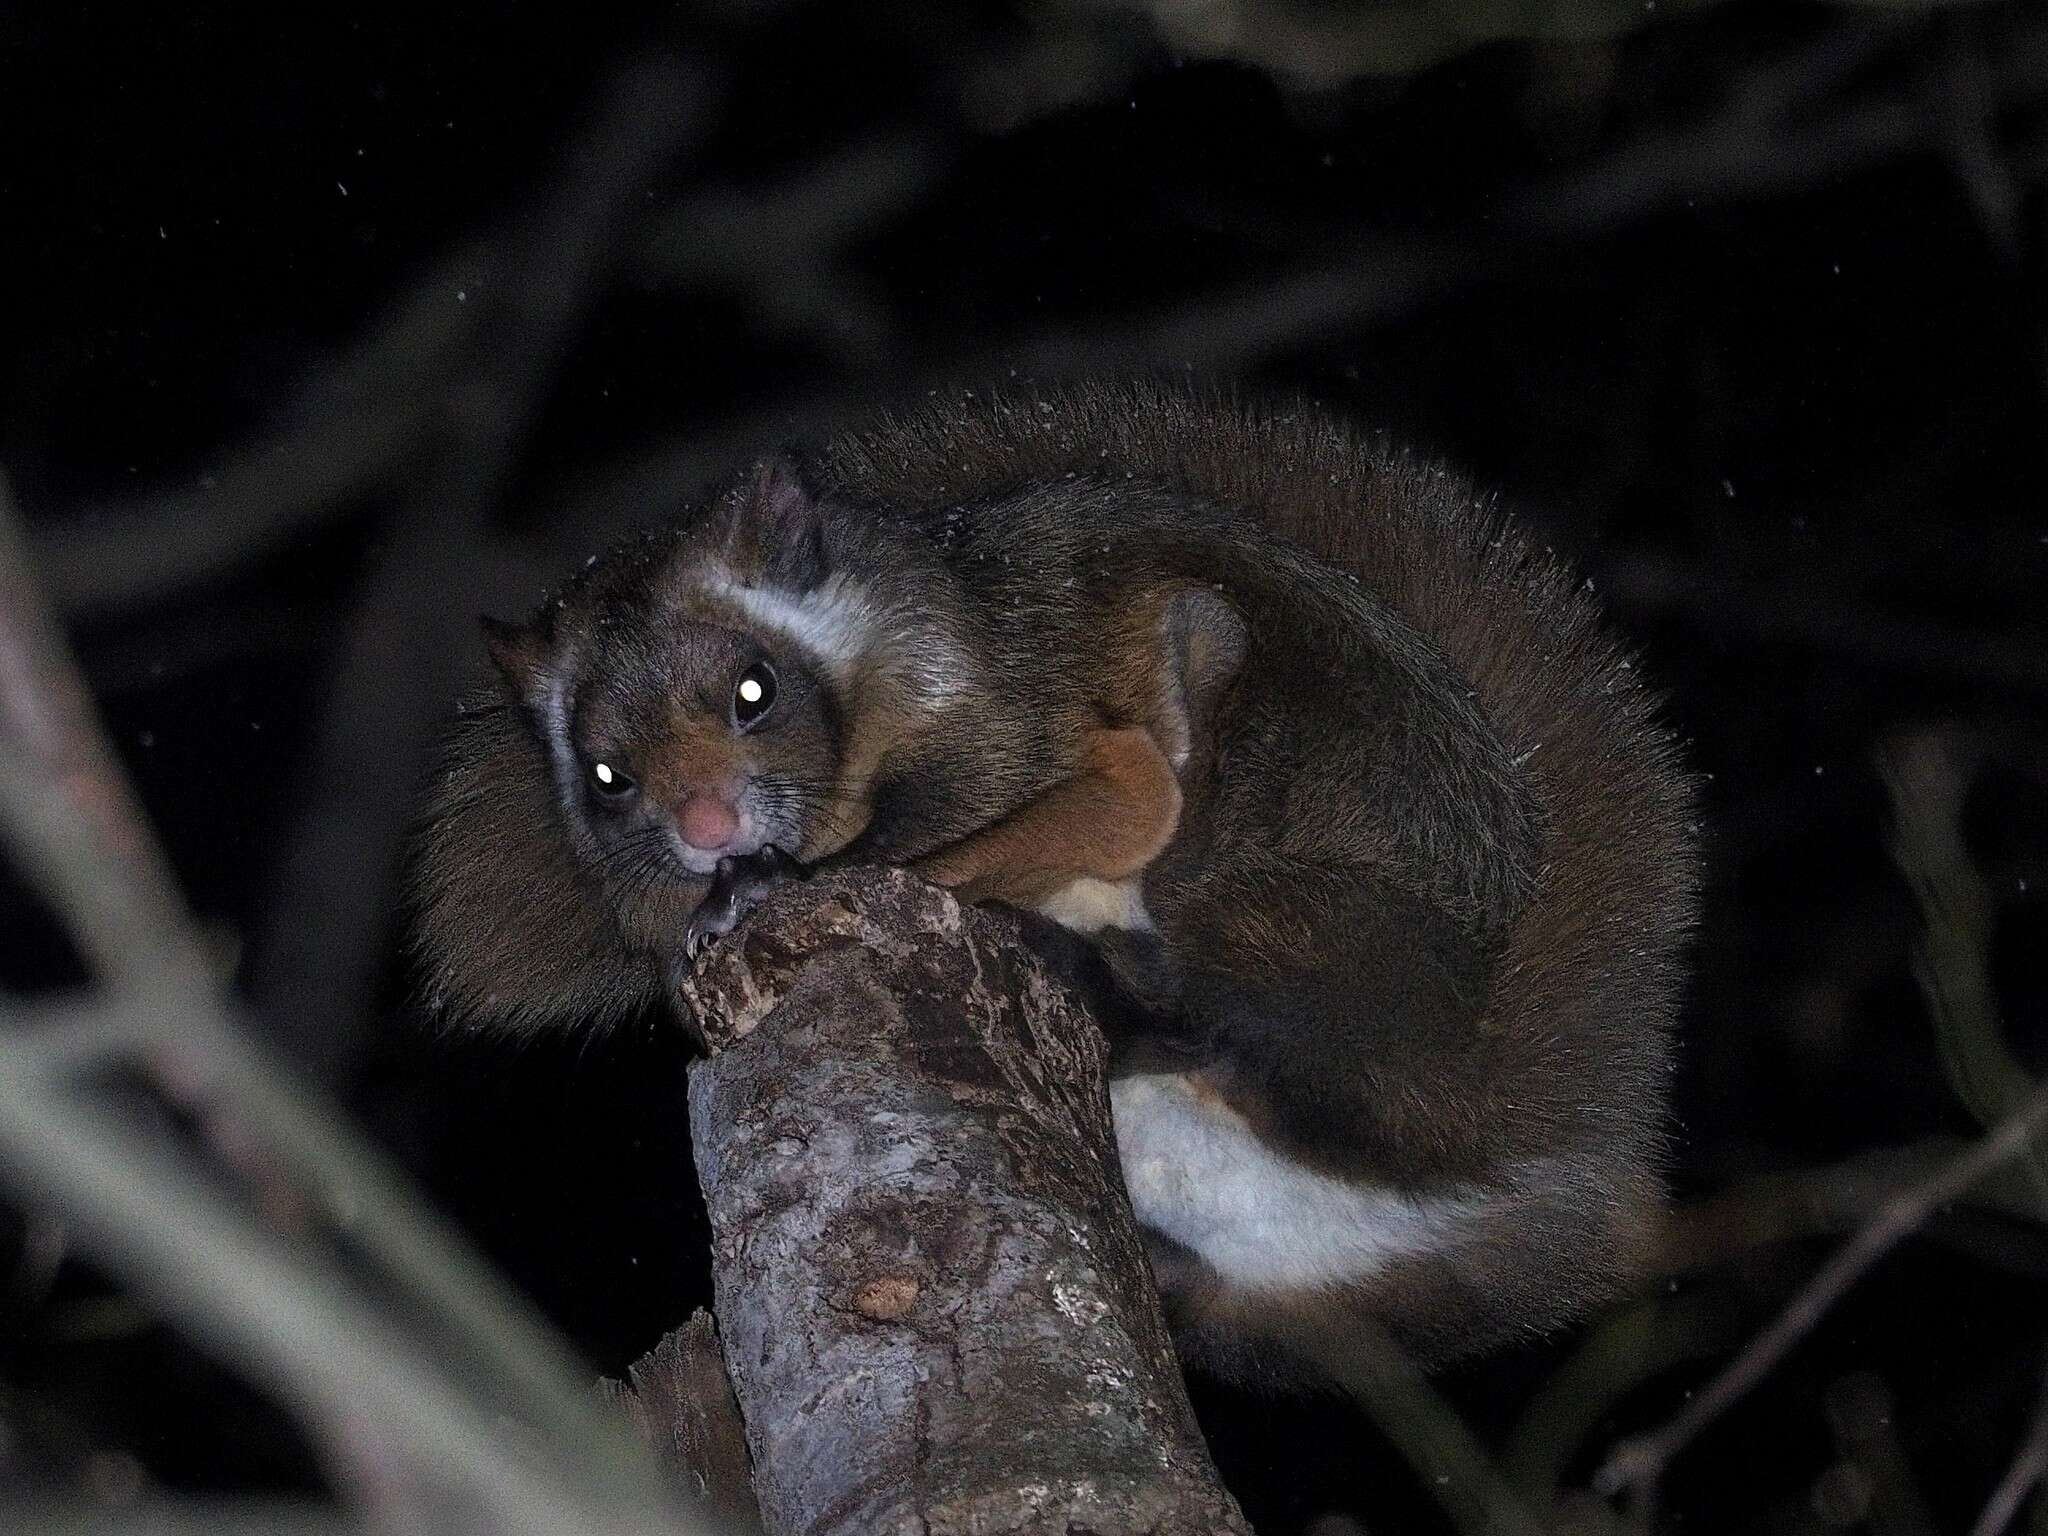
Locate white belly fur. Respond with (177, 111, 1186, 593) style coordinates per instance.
(1109, 1072, 1481, 1291)
(1036, 875, 1153, 934)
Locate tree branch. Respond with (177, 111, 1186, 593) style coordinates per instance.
(1594, 1075, 2048, 1513)
(244, 57, 722, 1079)
(0, 471, 693, 1534)
(1970, 1357, 2048, 1536)
(677, 869, 1251, 1536)
(602, 1312, 763, 1534)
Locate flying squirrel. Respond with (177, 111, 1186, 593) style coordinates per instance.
(410, 382, 1698, 1387)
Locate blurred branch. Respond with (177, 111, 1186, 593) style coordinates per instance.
(1509, 1132, 2048, 1512)
(0, 995, 151, 1083)
(1654, 1135, 2048, 1276)
(1930, 12, 2027, 259)
(1825, 1371, 1938, 1536)
(29, 65, 722, 626)
(1506, 15, 1916, 232)
(1971, 1358, 2048, 1536)
(972, 12, 2048, 375)
(1502, 1292, 1746, 1508)
(1077, 0, 1721, 85)
(0, 1498, 360, 1535)
(1881, 729, 2048, 1203)
(633, 136, 957, 365)
(1594, 1073, 2048, 1513)
(244, 59, 724, 1078)
(0, 462, 687, 1531)
(1314, 1326, 1548, 1536)
(32, 10, 2047, 634)
(23, 274, 473, 622)
(0, 1018, 649, 1535)
(1077, 0, 2000, 87)
(0, 525, 208, 995)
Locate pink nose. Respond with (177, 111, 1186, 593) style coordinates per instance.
(677, 794, 740, 851)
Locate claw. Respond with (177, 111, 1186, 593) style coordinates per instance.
(678, 844, 811, 962)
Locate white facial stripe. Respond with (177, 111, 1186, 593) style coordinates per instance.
(536, 671, 578, 796)
(1109, 1072, 1480, 1290)
(712, 573, 873, 670)
(697, 571, 967, 710)
(537, 671, 570, 743)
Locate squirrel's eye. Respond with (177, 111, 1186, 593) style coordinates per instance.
(733, 661, 778, 727)
(588, 760, 637, 801)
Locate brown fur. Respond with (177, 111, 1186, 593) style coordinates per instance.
(819, 383, 1697, 1376)
(914, 724, 1183, 906)
(407, 381, 1698, 1384)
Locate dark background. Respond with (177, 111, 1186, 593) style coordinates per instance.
(3, 2, 2046, 1531)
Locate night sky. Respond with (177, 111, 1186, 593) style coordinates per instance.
(4, 3, 2047, 1531)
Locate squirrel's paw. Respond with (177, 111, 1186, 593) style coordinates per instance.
(681, 845, 809, 960)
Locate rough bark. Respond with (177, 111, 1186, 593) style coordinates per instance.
(677, 868, 1250, 1536)
(601, 1311, 763, 1533)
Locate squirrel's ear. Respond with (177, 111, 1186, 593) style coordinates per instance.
(1160, 588, 1247, 749)
(480, 616, 551, 703)
(729, 455, 830, 591)
(750, 456, 813, 531)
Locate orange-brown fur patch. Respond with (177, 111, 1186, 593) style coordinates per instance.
(914, 724, 1182, 907)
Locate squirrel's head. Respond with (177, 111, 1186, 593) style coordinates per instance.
(411, 455, 971, 1030)
(488, 460, 859, 920)
(410, 460, 854, 1029)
